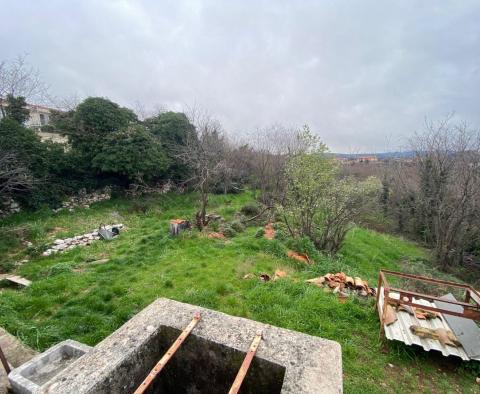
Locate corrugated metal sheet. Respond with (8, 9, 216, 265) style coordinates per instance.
(378, 288, 478, 361)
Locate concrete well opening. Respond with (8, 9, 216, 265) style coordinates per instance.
(42, 299, 343, 394)
(129, 326, 285, 393)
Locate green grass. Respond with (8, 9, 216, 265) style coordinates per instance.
(0, 192, 478, 393)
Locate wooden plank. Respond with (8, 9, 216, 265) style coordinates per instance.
(5, 276, 31, 287)
(134, 313, 201, 394)
(228, 333, 263, 394)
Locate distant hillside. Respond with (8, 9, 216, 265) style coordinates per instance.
(332, 151, 415, 159)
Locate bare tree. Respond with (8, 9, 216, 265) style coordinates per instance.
(0, 152, 33, 197)
(177, 107, 229, 229)
(248, 124, 307, 204)
(411, 117, 480, 268)
(0, 54, 49, 116)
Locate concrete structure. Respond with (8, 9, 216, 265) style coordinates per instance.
(8, 340, 91, 394)
(0, 328, 38, 394)
(40, 298, 343, 393)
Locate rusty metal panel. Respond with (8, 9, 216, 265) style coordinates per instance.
(435, 294, 480, 359)
(378, 288, 477, 361)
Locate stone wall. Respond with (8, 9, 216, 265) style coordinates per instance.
(0, 198, 21, 218)
(53, 187, 111, 213)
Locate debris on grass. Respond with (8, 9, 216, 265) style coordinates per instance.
(170, 219, 190, 236)
(410, 326, 461, 347)
(243, 269, 288, 282)
(305, 272, 375, 297)
(264, 223, 275, 240)
(287, 250, 311, 264)
(0, 274, 31, 287)
(384, 305, 398, 326)
(88, 258, 110, 265)
(273, 269, 288, 281)
(260, 273, 271, 282)
(207, 232, 225, 239)
(42, 224, 123, 256)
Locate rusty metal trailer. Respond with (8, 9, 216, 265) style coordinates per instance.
(376, 269, 480, 360)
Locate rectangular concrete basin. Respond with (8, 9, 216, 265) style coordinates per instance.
(9, 340, 91, 394)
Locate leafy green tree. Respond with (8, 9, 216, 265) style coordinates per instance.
(63, 97, 138, 162)
(74, 97, 137, 133)
(145, 112, 196, 179)
(280, 126, 380, 253)
(51, 97, 161, 187)
(92, 124, 168, 182)
(0, 117, 70, 207)
(4, 94, 29, 124)
(0, 117, 47, 175)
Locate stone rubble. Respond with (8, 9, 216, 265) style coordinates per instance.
(126, 180, 173, 197)
(0, 198, 21, 218)
(42, 224, 123, 256)
(53, 187, 111, 213)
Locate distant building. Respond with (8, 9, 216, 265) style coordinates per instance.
(0, 98, 53, 129)
(334, 155, 379, 164)
(356, 155, 378, 163)
(0, 99, 67, 143)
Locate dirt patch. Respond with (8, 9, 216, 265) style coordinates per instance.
(47, 227, 68, 236)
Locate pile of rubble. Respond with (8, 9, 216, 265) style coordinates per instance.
(42, 224, 123, 256)
(306, 272, 375, 298)
(126, 180, 173, 197)
(53, 187, 111, 213)
(0, 197, 21, 218)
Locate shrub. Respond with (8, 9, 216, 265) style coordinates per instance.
(0, 261, 15, 273)
(240, 202, 261, 217)
(262, 239, 287, 259)
(255, 228, 265, 238)
(274, 229, 287, 241)
(222, 226, 237, 238)
(285, 236, 321, 261)
(46, 262, 73, 276)
(209, 221, 220, 232)
(230, 220, 245, 233)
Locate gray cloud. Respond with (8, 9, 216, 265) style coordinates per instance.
(1, 0, 479, 151)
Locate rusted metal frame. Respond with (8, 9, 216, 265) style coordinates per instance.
(375, 271, 383, 308)
(381, 269, 471, 290)
(385, 297, 480, 320)
(468, 288, 480, 305)
(0, 343, 11, 375)
(390, 287, 480, 311)
(134, 313, 201, 394)
(228, 332, 263, 394)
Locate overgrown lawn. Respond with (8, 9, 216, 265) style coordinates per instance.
(0, 193, 477, 393)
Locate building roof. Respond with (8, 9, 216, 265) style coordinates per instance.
(0, 98, 58, 112)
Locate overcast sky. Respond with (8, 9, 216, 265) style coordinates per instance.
(2, 1, 480, 152)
